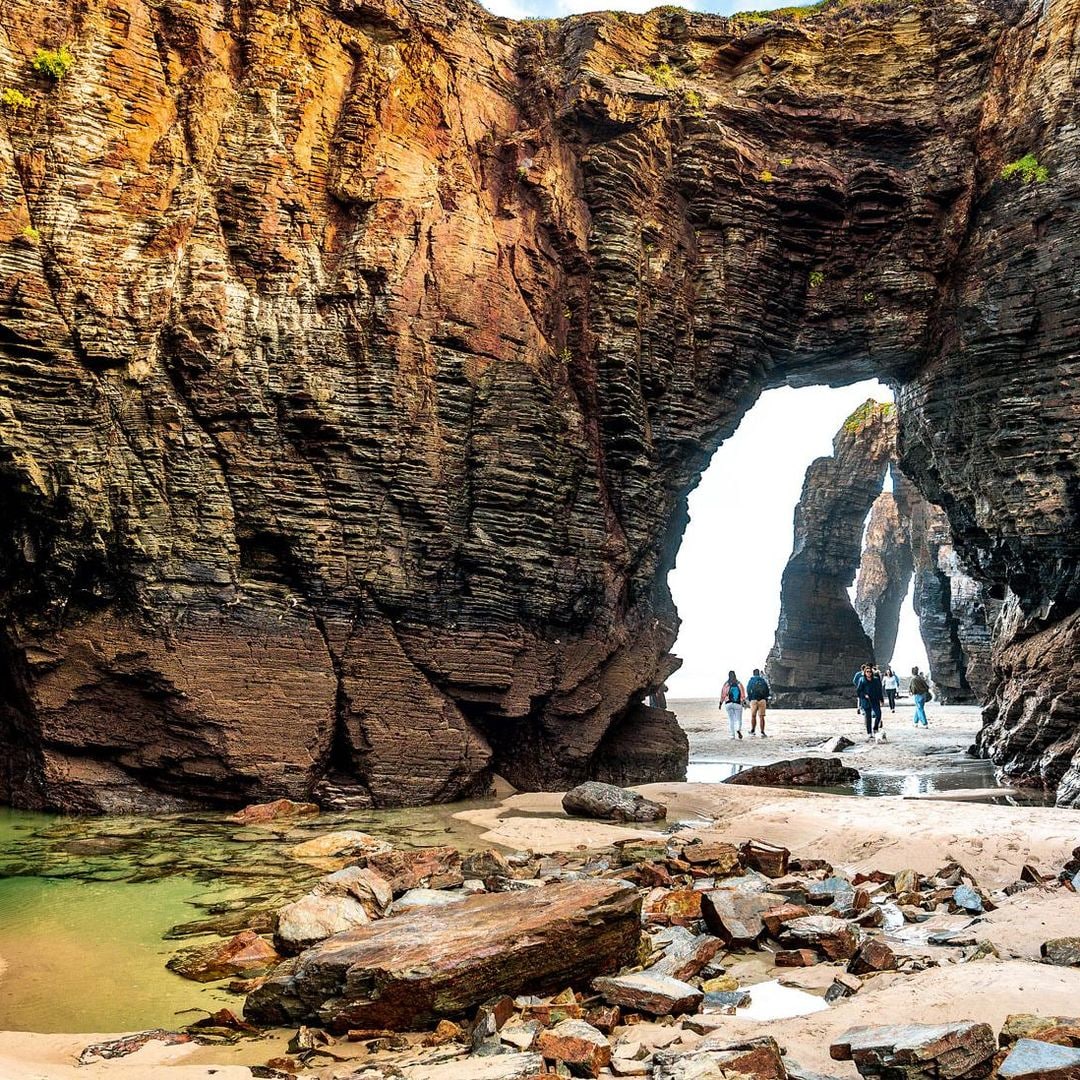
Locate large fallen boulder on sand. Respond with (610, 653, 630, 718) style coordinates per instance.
(831, 1021, 996, 1078)
(562, 782, 667, 822)
(244, 879, 641, 1031)
(725, 757, 860, 788)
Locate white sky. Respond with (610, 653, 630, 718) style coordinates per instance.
(666, 382, 930, 699)
(485, 0, 735, 17)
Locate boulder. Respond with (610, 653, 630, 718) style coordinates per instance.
(653, 1037, 787, 1080)
(592, 972, 703, 1016)
(364, 846, 464, 895)
(1043, 938, 1080, 967)
(169, 930, 280, 982)
(226, 800, 319, 825)
(726, 758, 859, 788)
(740, 839, 791, 878)
(289, 830, 390, 860)
(276, 893, 370, 954)
(952, 885, 985, 914)
(776, 949, 820, 967)
(831, 1022, 996, 1078)
(461, 849, 513, 882)
(780, 916, 859, 961)
(820, 735, 856, 754)
(537, 1019, 612, 1078)
(245, 880, 640, 1030)
(998, 1039, 1080, 1079)
(562, 782, 667, 823)
(701, 889, 784, 947)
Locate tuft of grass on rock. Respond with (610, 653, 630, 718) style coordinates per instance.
(1000, 153, 1048, 184)
(1, 87, 33, 112)
(644, 63, 677, 89)
(32, 46, 74, 81)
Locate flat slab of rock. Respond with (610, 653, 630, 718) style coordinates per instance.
(289, 830, 390, 860)
(725, 757, 860, 788)
(780, 916, 860, 961)
(562, 782, 667, 822)
(999, 1038, 1080, 1079)
(245, 879, 640, 1031)
(226, 799, 319, 825)
(702, 889, 784, 947)
(592, 971, 703, 1016)
(364, 846, 464, 895)
(831, 1022, 996, 1078)
(653, 1037, 787, 1080)
(537, 1019, 611, 1077)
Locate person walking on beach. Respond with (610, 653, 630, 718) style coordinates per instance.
(746, 668, 771, 737)
(882, 667, 900, 712)
(720, 671, 747, 740)
(855, 663, 886, 742)
(909, 666, 931, 727)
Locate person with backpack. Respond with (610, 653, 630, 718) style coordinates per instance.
(746, 668, 771, 737)
(882, 667, 900, 712)
(909, 667, 932, 727)
(719, 671, 747, 740)
(854, 663, 886, 742)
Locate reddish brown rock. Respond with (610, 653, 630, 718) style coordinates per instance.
(644, 889, 703, 927)
(762, 903, 811, 938)
(227, 800, 320, 826)
(726, 759, 859, 789)
(592, 972, 702, 1017)
(701, 890, 782, 947)
(1000, 1016, 1080, 1049)
(831, 1022, 996, 1078)
(847, 940, 897, 976)
(780, 916, 859, 961)
(653, 1038, 787, 1080)
(740, 840, 790, 879)
(245, 880, 640, 1031)
(682, 842, 742, 875)
(775, 949, 820, 968)
(363, 847, 464, 895)
(537, 1019, 612, 1078)
(168, 930, 280, 983)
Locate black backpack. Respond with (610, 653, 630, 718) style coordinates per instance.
(728, 682, 741, 703)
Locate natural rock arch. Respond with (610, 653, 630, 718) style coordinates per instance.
(0, 0, 1076, 808)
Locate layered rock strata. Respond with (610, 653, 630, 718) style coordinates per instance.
(765, 402, 895, 706)
(854, 488, 913, 669)
(0, 0, 1077, 807)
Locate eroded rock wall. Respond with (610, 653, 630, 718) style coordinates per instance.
(0, 0, 1077, 807)
(764, 402, 894, 706)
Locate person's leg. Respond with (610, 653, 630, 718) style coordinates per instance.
(726, 703, 736, 737)
(913, 694, 926, 726)
(862, 700, 873, 737)
(748, 700, 757, 734)
(887, 689, 896, 712)
(872, 699, 883, 733)
(759, 700, 767, 737)
(734, 703, 743, 737)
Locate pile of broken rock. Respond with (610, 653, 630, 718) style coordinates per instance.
(145, 794, 1080, 1078)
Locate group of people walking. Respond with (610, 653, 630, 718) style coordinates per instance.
(719, 669, 771, 738)
(853, 664, 933, 741)
(716, 664, 933, 740)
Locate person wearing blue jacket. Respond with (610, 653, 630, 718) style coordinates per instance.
(854, 663, 887, 742)
(746, 669, 771, 738)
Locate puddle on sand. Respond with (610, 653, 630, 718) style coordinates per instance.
(687, 758, 1056, 805)
(736, 979, 829, 1021)
(0, 798, 498, 1033)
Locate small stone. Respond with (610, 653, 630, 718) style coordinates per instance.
(893, 869, 921, 895)
(364, 846, 465, 895)
(681, 842, 742, 875)
(537, 1019, 612, 1078)
(276, 893, 370, 954)
(824, 973, 862, 1003)
(819, 735, 856, 753)
(645, 888, 703, 927)
(653, 1037, 786, 1080)
(593, 972, 703, 1016)
(952, 884, 985, 913)
(462, 849, 513, 881)
(501, 1018, 542, 1050)
(1000, 1015, 1080, 1048)
(647, 933, 722, 981)
(700, 975, 739, 993)
(289, 830, 389, 860)
(1042, 938, 1080, 967)
(739, 839, 790, 878)
(702, 989, 751, 1011)
(562, 782, 667, 823)
(423, 1019, 465, 1046)
(847, 939, 896, 976)
(390, 888, 467, 915)
(762, 903, 811, 938)
(775, 949, 820, 968)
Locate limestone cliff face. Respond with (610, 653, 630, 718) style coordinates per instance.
(854, 488, 913, 670)
(765, 402, 893, 705)
(0, 0, 1078, 808)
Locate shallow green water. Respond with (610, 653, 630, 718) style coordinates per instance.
(0, 801, 494, 1033)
